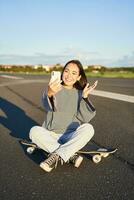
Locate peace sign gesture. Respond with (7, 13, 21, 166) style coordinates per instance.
(82, 80, 98, 98)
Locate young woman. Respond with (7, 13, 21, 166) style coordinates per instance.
(29, 60, 98, 172)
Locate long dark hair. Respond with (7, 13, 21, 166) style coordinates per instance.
(61, 60, 87, 90)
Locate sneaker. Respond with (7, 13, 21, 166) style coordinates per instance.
(40, 152, 63, 172)
(69, 153, 83, 168)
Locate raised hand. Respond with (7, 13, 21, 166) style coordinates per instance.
(82, 80, 98, 98)
(47, 78, 62, 98)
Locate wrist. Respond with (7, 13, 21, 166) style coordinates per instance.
(47, 91, 53, 98)
(82, 95, 88, 99)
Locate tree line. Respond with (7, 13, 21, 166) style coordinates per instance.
(0, 64, 133, 73)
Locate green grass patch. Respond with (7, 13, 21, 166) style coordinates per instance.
(85, 71, 134, 78)
(1, 71, 134, 78)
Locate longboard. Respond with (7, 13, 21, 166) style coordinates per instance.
(78, 148, 117, 163)
(20, 139, 117, 164)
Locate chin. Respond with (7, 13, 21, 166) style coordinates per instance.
(64, 82, 73, 86)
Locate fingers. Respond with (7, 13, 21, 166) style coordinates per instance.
(89, 80, 98, 90)
(84, 80, 98, 90)
(49, 78, 62, 86)
(48, 78, 62, 95)
(83, 80, 98, 98)
(84, 83, 89, 89)
(92, 80, 98, 88)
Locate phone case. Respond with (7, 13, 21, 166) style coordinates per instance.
(50, 71, 61, 83)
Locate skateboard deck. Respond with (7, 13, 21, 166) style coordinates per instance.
(78, 148, 117, 163)
(20, 139, 117, 163)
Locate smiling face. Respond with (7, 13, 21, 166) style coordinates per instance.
(62, 63, 81, 89)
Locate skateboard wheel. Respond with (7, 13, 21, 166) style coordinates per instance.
(27, 147, 35, 154)
(92, 155, 101, 163)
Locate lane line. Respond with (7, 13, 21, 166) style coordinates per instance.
(0, 79, 134, 103)
(0, 79, 47, 87)
(92, 90, 134, 103)
(0, 75, 24, 79)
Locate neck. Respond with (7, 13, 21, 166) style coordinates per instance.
(63, 85, 73, 89)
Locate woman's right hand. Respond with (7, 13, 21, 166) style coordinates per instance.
(47, 79, 62, 97)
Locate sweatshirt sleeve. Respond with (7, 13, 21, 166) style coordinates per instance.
(42, 90, 55, 112)
(76, 97, 96, 123)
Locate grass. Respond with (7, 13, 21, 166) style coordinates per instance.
(0, 71, 134, 78)
(85, 71, 134, 78)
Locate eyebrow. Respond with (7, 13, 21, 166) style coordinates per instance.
(65, 68, 78, 73)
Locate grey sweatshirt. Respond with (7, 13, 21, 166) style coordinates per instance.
(42, 87, 96, 134)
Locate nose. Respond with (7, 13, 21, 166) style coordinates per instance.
(66, 72, 72, 78)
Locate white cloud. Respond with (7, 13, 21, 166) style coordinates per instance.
(112, 52, 134, 67)
(0, 49, 134, 67)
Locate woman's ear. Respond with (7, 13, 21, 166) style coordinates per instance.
(77, 75, 81, 81)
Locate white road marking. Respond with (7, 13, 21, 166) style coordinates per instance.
(92, 90, 134, 103)
(0, 79, 47, 87)
(0, 79, 134, 103)
(0, 75, 23, 79)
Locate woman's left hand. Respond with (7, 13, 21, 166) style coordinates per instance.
(82, 80, 98, 98)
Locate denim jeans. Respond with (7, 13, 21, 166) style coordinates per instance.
(29, 123, 94, 162)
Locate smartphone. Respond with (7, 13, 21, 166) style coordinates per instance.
(50, 71, 61, 83)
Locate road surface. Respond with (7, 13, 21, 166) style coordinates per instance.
(0, 74, 134, 200)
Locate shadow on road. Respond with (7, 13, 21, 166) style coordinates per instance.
(0, 97, 46, 163)
(0, 97, 39, 140)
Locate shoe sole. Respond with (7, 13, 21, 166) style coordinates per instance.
(40, 162, 53, 172)
(74, 156, 83, 168)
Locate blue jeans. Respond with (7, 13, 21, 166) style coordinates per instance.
(29, 123, 94, 162)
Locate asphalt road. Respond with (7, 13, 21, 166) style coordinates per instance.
(0, 75, 134, 200)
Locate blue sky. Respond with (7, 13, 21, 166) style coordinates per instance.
(0, 0, 134, 67)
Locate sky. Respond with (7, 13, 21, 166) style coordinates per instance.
(0, 0, 134, 67)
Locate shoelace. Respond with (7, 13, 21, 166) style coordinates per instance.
(69, 153, 78, 162)
(66, 153, 78, 164)
(46, 153, 64, 168)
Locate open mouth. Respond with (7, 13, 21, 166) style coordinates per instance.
(65, 78, 73, 82)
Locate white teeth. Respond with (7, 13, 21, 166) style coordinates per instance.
(66, 79, 72, 82)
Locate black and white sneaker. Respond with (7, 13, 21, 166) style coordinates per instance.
(69, 153, 83, 168)
(40, 152, 64, 172)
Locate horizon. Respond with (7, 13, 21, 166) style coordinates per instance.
(0, 0, 134, 67)
(1, 63, 134, 69)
